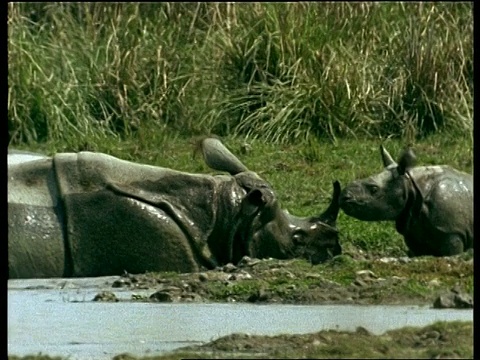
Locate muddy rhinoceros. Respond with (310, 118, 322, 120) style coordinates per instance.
(8, 138, 341, 278)
(339, 145, 473, 257)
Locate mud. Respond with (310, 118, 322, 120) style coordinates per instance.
(168, 320, 473, 359)
(91, 252, 473, 309)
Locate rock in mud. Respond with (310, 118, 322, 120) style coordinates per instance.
(453, 293, 474, 308)
(227, 270, 253, 281)
(355, 326, 372, 336)
(391, 275, 407, 283)
(112, 278, 131, 288)
(433, 295, 455, 309)
(414, 330, 443, 347)
(355, 270, 378, 282)
(433, 290, 473, 309)
(198, 272, 209, 282)
(428, 278, 442, 287)
(150, 291, 175, 302)
(247, 289, 269, 303)
(352, 279, 369, 288)
(352, 270, 380, 288)
(112, 353, 137, 360)
(222, 263, 237, 273)
(93, 291, 119, 302)
(237, 255, 261, 267)
(378, 256, 411, 264)
(268, 268, 295, 279)
(180, 293, 203, 302)
(149, 286, 182, 302)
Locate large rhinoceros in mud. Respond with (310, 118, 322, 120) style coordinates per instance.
(8, 138, 341, 278)
(339, 145, 473, 257)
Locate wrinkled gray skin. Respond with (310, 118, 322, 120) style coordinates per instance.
(8, 138, 341, 278)
(339, 145, 473, 257)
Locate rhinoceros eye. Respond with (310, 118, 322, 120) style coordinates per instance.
(368, 184, 379, 194)
(292, 230, 307, 245)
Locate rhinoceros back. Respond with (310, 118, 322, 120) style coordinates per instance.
(8, 158, 69, 278)
(409, 165, 473, 253)
(8, 149, 48, 166)
(52, 152, 230, 276)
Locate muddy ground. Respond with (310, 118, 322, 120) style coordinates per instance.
(9, 251, 474, 359)
(94, 251, 474, 309)
(110, 253, 473, 359)
(9, 319, 473, 359)
(113, 321, 473, 359)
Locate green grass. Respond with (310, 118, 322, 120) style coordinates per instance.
(8, 3, 473, 147)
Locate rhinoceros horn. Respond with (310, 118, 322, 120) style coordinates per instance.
(315, 180, 341, 227)
(380, 144, 418, 175)
(199, 137, 249, 175)
(380, 145, 396, 168)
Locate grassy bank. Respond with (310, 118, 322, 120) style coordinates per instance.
(8, 3, 473, 149)
(8, 321, 474, 359)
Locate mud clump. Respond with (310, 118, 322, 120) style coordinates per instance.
(433, 287, 473, 309)
(93, 291, 118, 302)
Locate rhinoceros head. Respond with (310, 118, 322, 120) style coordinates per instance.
(200, 138, 341, 265)
(246, 180, 341, 265)
(339, 145, 417, 221)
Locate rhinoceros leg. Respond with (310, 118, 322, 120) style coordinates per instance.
(8, 160, 70, 278)
(439, 234, 465, 256)
(63, 190, 214, 276)
(8, 204, 68, 278)
(404, 235, 430, 257)
(404, 231, 466, 257)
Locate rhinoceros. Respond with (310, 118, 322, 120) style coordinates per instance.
(8, 138, 341, 278)
(339, 145, 473, 257)
(8, 149, 49, 165)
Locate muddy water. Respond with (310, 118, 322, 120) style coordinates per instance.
(8, 278, 473, 360)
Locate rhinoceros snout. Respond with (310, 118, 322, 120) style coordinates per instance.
(310, 242, 342, 265)
(338, 188, 366, 218)
(339, 189, 354, 206)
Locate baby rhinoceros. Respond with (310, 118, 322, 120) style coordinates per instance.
(339, 145, 473, 257)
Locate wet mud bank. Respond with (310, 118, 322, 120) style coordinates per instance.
(71, 253, 474, 309)
(8, 253, 474, 359)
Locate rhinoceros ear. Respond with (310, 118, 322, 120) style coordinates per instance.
(199, 137, 249, 175)
(397, 147, 417, 175)
(240, 188, 273, 219)
(380, 145, 396, 168)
